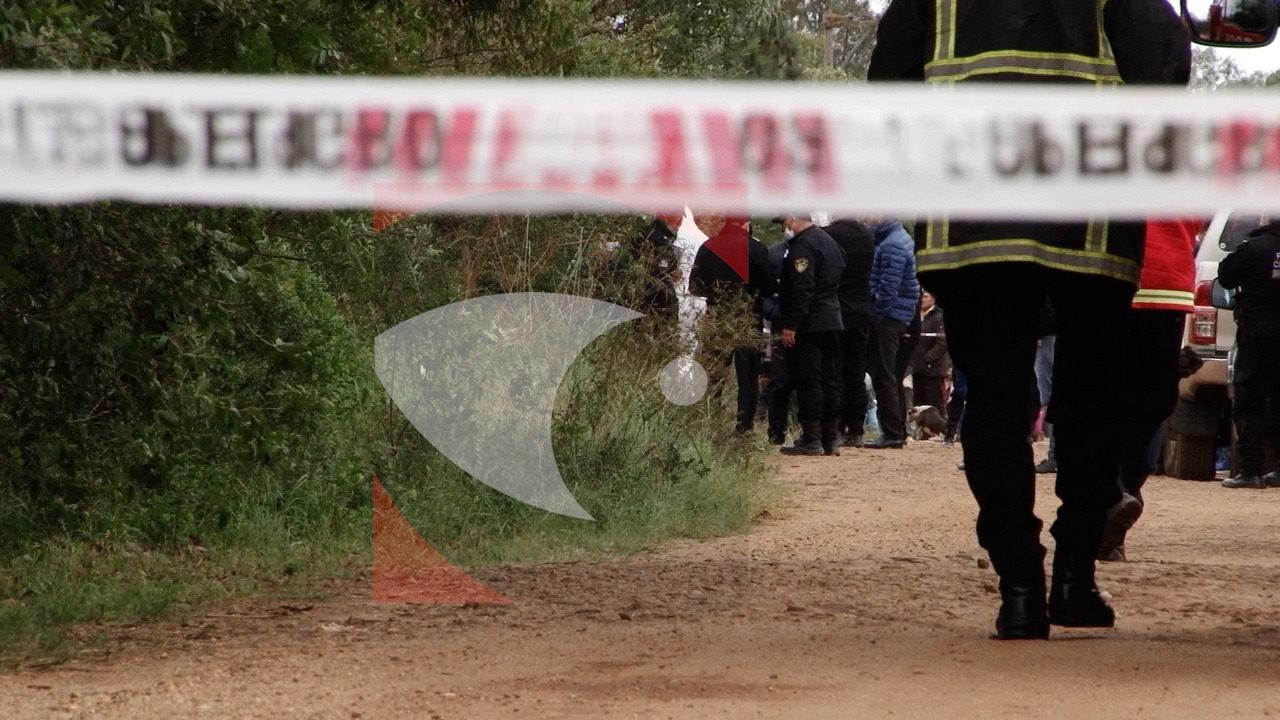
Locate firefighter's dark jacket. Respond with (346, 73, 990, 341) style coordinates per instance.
(1219, 223, 1280, 339)
(867, 0, 1192, 285)
(780, 225, 845, 333)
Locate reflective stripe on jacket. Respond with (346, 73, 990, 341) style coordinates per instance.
(868, 0, 1191, 285)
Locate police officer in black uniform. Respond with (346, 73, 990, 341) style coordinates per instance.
(776, 213, 846, 456)
(1220, 219, 1280, 489)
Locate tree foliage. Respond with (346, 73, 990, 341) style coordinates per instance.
(0, 0, 806, 571)
(783, 0, 878, 79)
(1190, 47, 1280, 90)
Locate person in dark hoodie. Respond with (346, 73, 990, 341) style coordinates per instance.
(864, 218, 920, 450)
(775, 213, 846, 456)
(823, 217, 877, 448)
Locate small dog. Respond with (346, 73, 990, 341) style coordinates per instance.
(907, 405, 947, 441)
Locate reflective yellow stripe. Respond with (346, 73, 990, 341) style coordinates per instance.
(926, 215, 948, 251)
(934, 0, 949, 62)
(925, 52, 1123, 83)
(916, 239, 1141, 283)
(1132, 289, 1195, 307)
(1097, 0, 1116, 64)
(940, 0, 958, 61)
(927, 2, 1122, 86)
(1085, 219, 1108, 254)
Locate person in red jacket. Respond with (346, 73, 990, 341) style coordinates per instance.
(1096, 218, 1204, 562)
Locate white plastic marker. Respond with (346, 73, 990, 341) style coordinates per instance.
(2, 71, 1279, 217)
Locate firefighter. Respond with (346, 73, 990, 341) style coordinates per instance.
(1098, 218, 1205, 562)
(868, 0, 1191, 639)
(1219, 219, 1280, 489)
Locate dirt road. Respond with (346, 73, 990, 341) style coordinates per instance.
(7, 440, 1280, 718)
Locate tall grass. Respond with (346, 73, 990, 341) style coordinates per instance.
(0, 212, 779, 667)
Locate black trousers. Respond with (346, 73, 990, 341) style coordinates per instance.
(1232, 333, 1280, 476)
(1118, 310, 1186, 501)
(869, 318, 908, 443)
(732, 346, 762, 430)
(840, 313, 872, 438)
(930, 266, 1134, 582)
(767, 341, 793, 438)
(791, 329, 843, 436)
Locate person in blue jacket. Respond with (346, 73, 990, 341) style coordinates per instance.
(864, 218, 920, 449)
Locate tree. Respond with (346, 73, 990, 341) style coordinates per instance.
(1190, 46, 1266, 90)
(0, 2, 803, 553)
(783, 0, 878, 77)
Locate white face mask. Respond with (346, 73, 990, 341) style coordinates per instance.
(782, 228, 795, 240)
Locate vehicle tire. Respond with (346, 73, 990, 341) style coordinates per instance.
(1168, 385, 1228, 437)
(1164, 431, 1218, 481)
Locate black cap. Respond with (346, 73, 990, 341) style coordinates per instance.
(770, 215, 785, 224)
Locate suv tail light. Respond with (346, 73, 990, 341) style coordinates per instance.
(1190, 280, 1217, 345)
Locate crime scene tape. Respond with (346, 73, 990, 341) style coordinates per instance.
(2, 71, 1280, 217)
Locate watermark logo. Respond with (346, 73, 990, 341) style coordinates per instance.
(374, 292, 644, 520)
(370, 193, 751, 604)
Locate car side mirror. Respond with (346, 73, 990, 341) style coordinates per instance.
(1183, 0, 1278, 47)
(1211, 278, 1237, 310)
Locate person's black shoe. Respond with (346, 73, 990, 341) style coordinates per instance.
(994, 584, 1050, 640)
(1264, 469, 1280, 488)
(822, 439, 841, 456)
(1097, 494, 1143, 562)
(780, 438, 824, 456)
(1223, 474, 1265, 489)
(768, 433, 785, 446)
(1034, 457, 1057, 474)
(1048, 564, 1115, 628)
(864, 439, 904, 449)
(841, 434, 864, 448)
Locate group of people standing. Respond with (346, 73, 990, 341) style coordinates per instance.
(687, 212, 951, 459)
(762, 214, 951, 455)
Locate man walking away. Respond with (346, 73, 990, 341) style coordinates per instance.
(869, 0, 1190, 639)
(1096, 218, 1203, 561)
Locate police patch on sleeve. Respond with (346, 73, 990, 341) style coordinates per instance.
(792, 257, 810, 273)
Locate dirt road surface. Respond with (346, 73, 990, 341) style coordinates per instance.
(6, 440, 1280, 718)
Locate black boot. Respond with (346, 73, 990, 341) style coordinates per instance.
(1048, 554, 1115, 628)
(995, 577, 1049, 640)
(781, 422, 824, 456)
(821, 419, 842, 456)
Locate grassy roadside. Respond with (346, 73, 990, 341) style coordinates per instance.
(0, 337, 779, 669)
